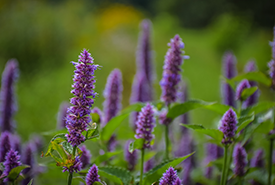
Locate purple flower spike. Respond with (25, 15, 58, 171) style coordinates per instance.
(204, 143, 223, 178)
(0, 131, 12, 162)
(222, 52, 237, 107)
(236, 79, 251, 101)
(233, 144, 247, 177)
(124, 140, 138, 171)
(79, 145, 92, 169)
(13, 134, 21, 154)
(91, 107, 103, 124)
(244, 61, 258, 108)
(144, 157, 155, 172)
(3, 149, 21, 178)
(22, 142, 36, 185)
(66, 49, 98, 147)
(177, 82, 189, 134)
(136, 19, 154, 85)
(107, 134, 117, 152)
(173, 177, 182, 185)
(250, 149, 264, 168)
(0, 59, 19, 133)
(57, 102, 70, 129)
(86, 164, 100, 185)
(135, 103, 155, 149)
(159, 167, 178, 185)
(62, 156, 82, 173)
(219, 108, 238, 145)
(268, 27, 275, 88)
(103, 69, 123, 125)
(160, 34, 188, 106)
(159, 109, 172, 125)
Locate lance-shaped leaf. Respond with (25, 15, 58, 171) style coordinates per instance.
(142, 152, 194, 185)
(101, 103, 144, 142)
(237, 113, 255, 133)
(181, 124, 223, 143)
(129, 138, 145, 153)
(241, 87, 258, 101)
(41, 129, 68, 137)
(241, 102, 275, 116)
(7, 165, 30, 181)
(27, 179, 33, 185)
(98, 166, 133, 185)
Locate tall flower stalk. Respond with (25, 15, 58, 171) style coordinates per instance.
(135, 103, 155, 185)
(160, 34, 188, 159)
(65, 49, 98, 185)
(0, 59, 19, 133)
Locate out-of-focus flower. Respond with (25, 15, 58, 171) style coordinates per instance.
(0, 131, 12, 162)
(236, 79, 251, 101)
(250, 149, 264, 168)
(79, 145, 92, 169)
(124, 140, 137, 171)
(86, 164, 100, 185)
(0, 59, 19, 132)
(233, 144, 247, 177)
(57, 102, 70, 129)
(22, 142, 36, 185)
(221, 52, 237, 107)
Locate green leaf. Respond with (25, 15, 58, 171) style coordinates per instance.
(51, 133, 67, 142)
(27, 179, 33, 185)
(241, 102, 275, 116)
(232, 71, 272, 87)
(61, 141, 73, 155)
(0, 162, 5, 171)
(93, 182, 105, 185)
(7, 165, 30, 181)
(51, 141, 68, 161)
(93, 151, 122, 165)
(237, 113, 255, 133)
(241, 87, 258, 101)
(85, 125, 99, 140)
(98, 166, 133, 185)
(101, 103, 144, 142)
(73, 176, 85, 183)
(181, 124, 223, 143)
(143, 153, 194, 185)
(129, 138, 144, 153)
(41, 129, 68, 137)
(91, 113, 100, 123)
(167, 100, 233, 119)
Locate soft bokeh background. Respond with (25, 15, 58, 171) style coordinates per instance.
(0, 0, 275, 184)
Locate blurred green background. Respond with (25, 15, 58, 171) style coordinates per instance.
(0, 0, 275, 184)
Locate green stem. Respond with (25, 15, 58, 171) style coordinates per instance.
(221, 146, 228, 185)
(268, 139, 274, 185)
(68, 146, 77, 185)
(140, 148, 145, 185)
(165, 125, 169, 159)
(238, 177, 242, 185)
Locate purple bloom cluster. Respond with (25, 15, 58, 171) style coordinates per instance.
(79, 145, 92, 169)
(222, 52, 237, 107)
(243, 61, 259, 108)
(86, 164, 100, 185)
(219, 108, 238, 145)
(204, 143, 223, 178)
(160, 34, 188, 106)
(250, 149, 264, 168)
(0, 131, 12, 162)
(268, 28, 275, 88)
(174, 177, 182, 185)
(57, 102, 70, 129)
(13, 134, 21, 154)
(124, 140, 138, 171)
(103, 69, 123, 125)
(144, 157, 155, 172)
(236, 79, 251, 101)
(0, 59, 19, 132)
(66, 49, 98, 147)
(233, 144, 247, 177)
(22, 142, 36, 185)
(107, 134, 117, 152)
(62, 156, 82, 173)
(3, 149, 21, 178)
(159, 167, 178, 185)
(135, 103, 155, 149)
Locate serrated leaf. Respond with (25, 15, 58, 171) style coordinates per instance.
(51, 141, 68, 161)
(98, 166, 133, 185)
(101, 103, 144, 142)
(143, 153, 194, 185)
(93, 151, 122, 165)
(237, 113, 255, 133)
(241, 87, 258, 101)
(7, 165, 30, 181)
(181, 124, 223, 142)
(27, 179, 33, 185)
(97, 170, 122, 184)
(129, 138, 144, 153)
(61, 142, 73, 155)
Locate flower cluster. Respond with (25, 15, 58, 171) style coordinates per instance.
(135, 103, 155, 149)
(62, 156, 82, 173)
(86, 164, 100, 185)
(0, 131, 12, 162)
(160, 34, 189, 105)
(3, 149, 21, 178)
(124, 140, 138, 171)
(0, 59, 19, 132)
(233, 144, 247, 177)
(219, 108, 238, 145)
(79, 145, 92, 169)
(159, 167, 180, 185)
(66, 49, 98, 146)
